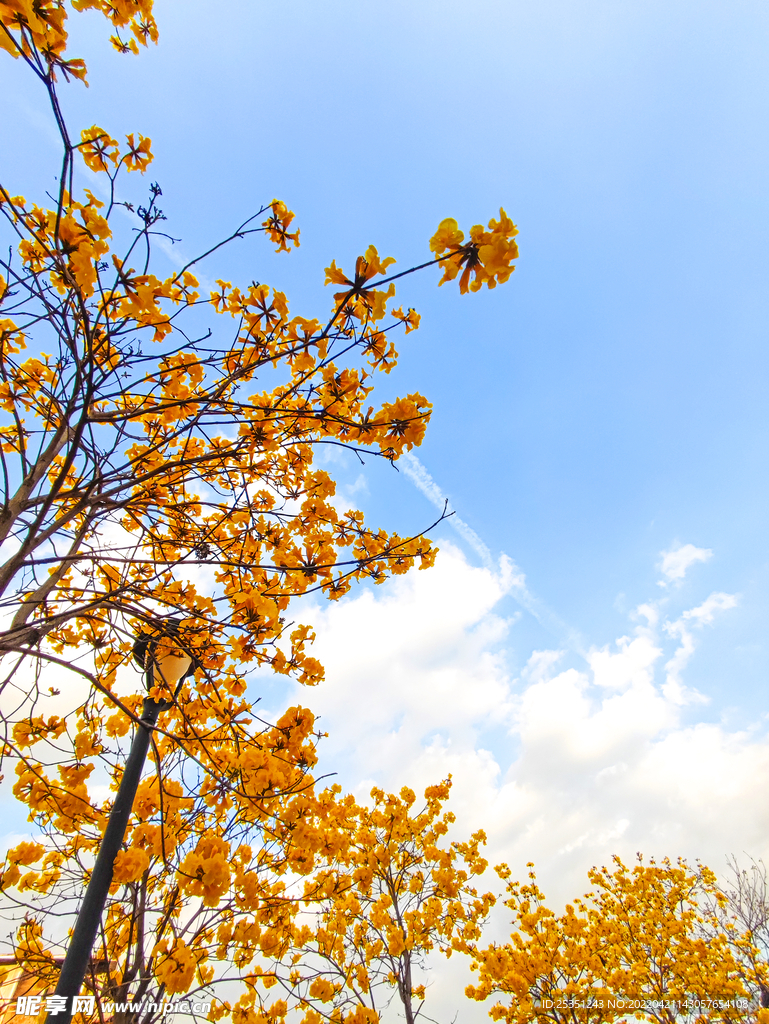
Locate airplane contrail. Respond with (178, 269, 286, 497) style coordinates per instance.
(400, 452, 586, 656)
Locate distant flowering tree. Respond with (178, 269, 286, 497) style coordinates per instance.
(704, 856, 769, 1010)
(465, 856, 765, 1024)
(271, 778, 495, 1024)
(0, 1, 519, 1022)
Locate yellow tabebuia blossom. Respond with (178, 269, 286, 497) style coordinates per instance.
(79, 125, 119, 171)
(7, 840, 45, 866)
(264, 199, 300, 252)
(429, 217, 465, 254)
(390, 305, 421, 334)
(154, 937, 197, 994)
(179, 836, 233, 906)
(430, 208, 519, 293)
(12, 715, 66, 747)
(0, 0, 156, 80)
(124, 132, 153, 171)
(112, 846, 150, 884)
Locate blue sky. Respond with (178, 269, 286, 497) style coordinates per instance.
(3, 0, 769, 997)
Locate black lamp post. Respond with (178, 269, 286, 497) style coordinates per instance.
(45, 627, 197, 1024)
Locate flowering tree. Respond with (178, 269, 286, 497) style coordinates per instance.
(270, 778, 495, 1024)
(1, 761, 496, 1024)
(0, 1, 519, 1022)
(465, 857, 761, 1024)
(0, 0, 519, 721)
(704, 856, 769, 1011)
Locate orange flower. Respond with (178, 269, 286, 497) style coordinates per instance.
(123, 133, 153, 172)
(79, 126, 119, 172)
(430, 208, 519, 293)
(112, 846, 150, 883)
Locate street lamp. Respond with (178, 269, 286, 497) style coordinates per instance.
(45, 624, 197, 1024)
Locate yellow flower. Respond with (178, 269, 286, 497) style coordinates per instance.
(308, 978, 335, 1003)
(79, 126, 119, 172)
(112, 846, 150, 883)
(429, 209, 519, 293)
(154, 938, 196, 994)
(123, 133, 153, 172)
(7, 840, 45, 866)
(429, 218, 465, 254)
(12, 715, 67, 747)
(263, 199, 300, 252)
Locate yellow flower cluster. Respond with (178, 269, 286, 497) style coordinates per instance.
(154, 938, 197, 995)
(0, 0, 156, 76)
(12, 715, 66, 747)
(112, 846, 150, 884)
(179, 836, 232, 906)
(263, 200, 300, 252)
(430, 208, 519, 293)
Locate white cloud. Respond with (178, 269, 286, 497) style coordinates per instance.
(278, 544, 516, 794)
(682, 591, 739, 626)
(589, 632, 660, 691)
(281, 541, 765, 915)
(658, 542, 713, 586)
(663, 591, 738, 703)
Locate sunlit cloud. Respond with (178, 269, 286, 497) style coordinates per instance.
(281, 539, 764, 912)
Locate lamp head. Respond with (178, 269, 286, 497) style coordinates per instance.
(132, 621, 199, 693)
(152, 648, 193, 687)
